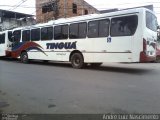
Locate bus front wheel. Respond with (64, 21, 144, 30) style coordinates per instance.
(20, 52, 28, 63)
(71, 53, 84, 69)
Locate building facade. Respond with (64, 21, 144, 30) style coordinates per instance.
(0, 9, 35, 31)
(36, 0, 99, 23)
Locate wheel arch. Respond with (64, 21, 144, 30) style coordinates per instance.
(21, 50, 27, 55)
(69, 50, 84, 62)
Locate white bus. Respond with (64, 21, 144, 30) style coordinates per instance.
(0, 30, 13, 57)
(8, 7, 157, 68)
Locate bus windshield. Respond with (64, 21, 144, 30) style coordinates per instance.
(146, 11, 157, 32)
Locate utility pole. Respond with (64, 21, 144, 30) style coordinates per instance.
(64, 0, 66, 18)
(55, 0, 59, 20)
(82, 0, 84, 15)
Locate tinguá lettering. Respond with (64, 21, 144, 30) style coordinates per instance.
(46, 42, 77, 49)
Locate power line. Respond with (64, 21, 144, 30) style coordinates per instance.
(1, 1, 160, 8)
(0, 5, 35, 8)
(1, 7, 160, 17)
(85, 1, 160, 7)
(1, 5, 160, 10)
(8, 0, 28, 11)
(1, 2, 160, 16)
(1, 1, 160, 9)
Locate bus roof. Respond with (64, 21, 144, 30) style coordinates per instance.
(43, 7, 154, 25)
(12, 7, 155, 30)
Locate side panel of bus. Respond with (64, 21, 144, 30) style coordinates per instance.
(83, 14, 139, 63)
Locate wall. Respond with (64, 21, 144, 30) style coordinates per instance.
(36, 0, 99, 23)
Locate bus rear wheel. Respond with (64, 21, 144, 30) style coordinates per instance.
(20, 52, 28, 63)
(71, 53, 84, 69)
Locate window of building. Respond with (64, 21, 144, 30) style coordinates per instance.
(22, 30, 30, 42)
(88, 21, 99, 38)
(42, 2, 56, 13)
(42, 6, 48, 13)
(0, 33, 5, 44)
(31, 28, 40, 41)
(72, 3, 77, 14)
(41, 27, 53, 40)
(84, 9, 88, 15)
(111, 15, 138, 36)
(13, 30, 21, 42)
(54, 25, 68, 40)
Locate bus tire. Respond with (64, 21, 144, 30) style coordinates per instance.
(91, 63, 102, 67)
(20, 52, 28, 63)
(71, 53, 84, 69)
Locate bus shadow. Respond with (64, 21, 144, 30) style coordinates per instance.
(87, 65, 152, 75)
(29, 60, 152, 75)
(0, 58, 153, 74)
(28, 60, 72, 68)
(0, 57, 18, 61)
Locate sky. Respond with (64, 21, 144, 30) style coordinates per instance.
(0, 0, 160, 24)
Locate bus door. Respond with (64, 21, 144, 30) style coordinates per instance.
(0, 32, 6, 56)
(7, 31, 13, 51)
(12, 30, 21, 49)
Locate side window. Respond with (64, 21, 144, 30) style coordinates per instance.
(78, 22, 87, 38)
(31, 28, 40, 41)
(62, 25, 68, 39)
(22, 30, 30, 42)
(54, 26, 62, 40)
(54, 26, 61, 40)
(0, 33, 5, 44)
(69, 22, 87, 39)
(88, 20, 109, 38)
(146, 11, 157, 32)
(41, 27, 53, 40)
(48, 27, 53, 40)
(8, 31, 13, 42)
(69, 23, 78, 39)
(54, 25, 68, 40)
(111, 15, 138, 36)
(88, 21, 98, 38)
(13, 30, 21, 42)
(99, 19, 110, 37)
